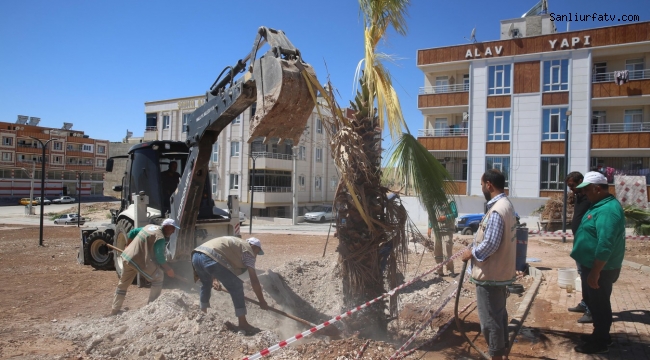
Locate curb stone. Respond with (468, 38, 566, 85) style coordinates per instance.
(507, 266, 543, 355)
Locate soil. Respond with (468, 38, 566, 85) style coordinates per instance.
(46, 202, 117, 221)
(1, 222, 648, 359)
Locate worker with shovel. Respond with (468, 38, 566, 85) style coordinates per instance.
(191, 236, 269, 335)
(110, 219, 179, 316)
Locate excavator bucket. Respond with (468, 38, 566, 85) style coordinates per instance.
(249, 53, 316, 145)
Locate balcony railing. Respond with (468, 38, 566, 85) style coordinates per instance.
(251, 186, 292, 193)
(418, 127, 468, 137)
(592, 69, 650, 83)
(251, 152, 293, 160)
(592, 122, 650, 133)
(419, 83, 469, 95)
(145, 126, 157, 132)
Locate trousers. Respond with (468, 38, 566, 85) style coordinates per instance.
(192, 252, 247, 317)
(112, 262, 164, 311)
(579, 264, 620, 343)
(434, 230, 454, 273)
(476, 284, 509, 357)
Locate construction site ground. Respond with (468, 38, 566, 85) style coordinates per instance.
(0, 223, 649, 359)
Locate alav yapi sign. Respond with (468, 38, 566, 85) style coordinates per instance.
(465, 35, 592, 59)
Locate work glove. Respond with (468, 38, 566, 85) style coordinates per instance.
(166, 268, 175, 278)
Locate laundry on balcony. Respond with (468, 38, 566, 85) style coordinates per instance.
(614, 70, 629, 85)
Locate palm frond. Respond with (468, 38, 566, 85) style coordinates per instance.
(386, 133, 456, 238)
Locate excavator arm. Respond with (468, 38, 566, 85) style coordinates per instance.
(167, 26, 316, 259)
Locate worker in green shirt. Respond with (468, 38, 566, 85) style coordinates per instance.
(110, 219, 179, 316)
(570, 172, 625, 355)
(427, 200, 458, 276)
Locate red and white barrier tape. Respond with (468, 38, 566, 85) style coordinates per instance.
(389, 276, 468, 360)
(241, 247, 469, 360)
(397, 300, 476, 359)
(526, 229, 650, 240)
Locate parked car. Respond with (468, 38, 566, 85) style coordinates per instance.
(52, 196, 76, 204)
(304, 206, 334, 222)
(34, 197, 51, 205)
(19, 198, 38, 206)
(455, 212, 521, 235)
(54, 213, 85, 225)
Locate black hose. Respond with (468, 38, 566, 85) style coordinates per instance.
(455, 260, 490, 360)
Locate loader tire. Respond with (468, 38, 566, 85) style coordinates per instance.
(113, 219, 134, 280)
(87, 231, 114, 271)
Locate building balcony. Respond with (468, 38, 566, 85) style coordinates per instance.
(592, 77, 650, 98)
(65, 164, 94, 171)
(16, 145, 49, 154)
(418, 132, 468, 151)
(251, 152, 294, 171)
(591, 122, 650, 149)
(592, 69, 650, 83)
(17, 131, 50, 140)
(419, 83, 469, 95)
(418, 127, 468, 137)
(247, 187, 293, 204)
(145, 126, 157, 132)
(418, 91, 469, 110)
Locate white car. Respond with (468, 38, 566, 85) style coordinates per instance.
(54, 213, 85, 225)
(304, 206, 334, 222)
(52, 196, 76, 204)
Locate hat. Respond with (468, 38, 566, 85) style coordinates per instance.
(247, 237, 264, 255)
(162, 218, 180, 229)
(576, 171, 608, 189)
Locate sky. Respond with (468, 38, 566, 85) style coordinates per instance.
(1, 0, 648, 146)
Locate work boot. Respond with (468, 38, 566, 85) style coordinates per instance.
(574, 342, 608, 354)
(568, 301, 588, 313)
(580, 334, 613, 346)
(577, 312, 593, 323)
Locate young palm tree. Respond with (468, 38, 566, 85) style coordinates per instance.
(299, 0, 455, 336)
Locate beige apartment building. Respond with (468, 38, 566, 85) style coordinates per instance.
(0, 116, 109, 200)
(143, 96, 340, 217)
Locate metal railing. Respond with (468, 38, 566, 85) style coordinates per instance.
(592, 122, 650, 133)
(251, 186, 292, 193)
(145, 126, 157, 132)
(592, 69, 650, 83)
(251, 152, 293, 160)
(419, 83, 469, 95)
(418, 127, 468, 137)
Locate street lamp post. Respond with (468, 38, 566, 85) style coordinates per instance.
(77, 172, 83, 228)
(249, 147, 262, 234)
(562, 111, 571, 244)
(30, 137, 56, 246)
(21, 161, 36, 215)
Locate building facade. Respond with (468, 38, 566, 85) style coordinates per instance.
(417, 15, 650, 200)
(0, 117, 109, 200)
(143, 96, 339, 217)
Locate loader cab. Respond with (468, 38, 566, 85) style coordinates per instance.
(125, 141, 189, 216)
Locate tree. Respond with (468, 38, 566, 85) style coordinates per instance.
(299, 0, 455, 336)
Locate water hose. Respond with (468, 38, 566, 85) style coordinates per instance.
(455, 260, 490, 360)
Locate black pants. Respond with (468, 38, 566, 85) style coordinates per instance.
(579, 264, 620, 342)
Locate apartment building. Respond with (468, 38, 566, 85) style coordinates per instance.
(0, 116, 109, 199)
(417, 15, 650, 201)
(143, 96, 339, 217)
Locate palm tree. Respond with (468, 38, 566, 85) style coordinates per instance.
(299, 0, 455, 336)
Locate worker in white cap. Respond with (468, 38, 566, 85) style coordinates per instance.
(110, 218, 180, 316)
(191, 236, 268, 335)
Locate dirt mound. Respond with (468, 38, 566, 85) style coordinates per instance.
(48, 202, 117, 221)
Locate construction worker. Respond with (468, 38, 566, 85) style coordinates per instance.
(110, 219, 179, 316)
(191, 236, 269, 335)
(427, 201, 458, 276)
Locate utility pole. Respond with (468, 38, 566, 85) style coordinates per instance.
(562, 111, 571, 243)
(292, 145, 298, 225)
(249, 146, 261, 234)
(30, 137, 56, 246)
(77, 172, 83, 227)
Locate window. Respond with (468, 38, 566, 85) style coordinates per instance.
(315, 148, 322, 162)
(211, 173, 218, 194)
(626, 59, 644, 80)
(486, 157, 510, 188)
(67, 144, 74, 151)
(229, 174, 239, 190)
(232, 114, 241, 125)
(434, 118, 448, 136)
(53, 142, 63, 151)
(2, 137, 13, 146)
(183, 113, 191, 126)
(591, 110, 606, 132)
(212, 142, 219, 163)
(315, 176, 322, 190)
(488, 64, 511, 95)
(435, 76, 449, 93)
(593, 62, 607, 82)
(97, 159, 105, 167)
(540, 157, 566, 190)
(230, 141, 240, 157)
(52, 156, 62, 164)
(463, 74, 470, 91)
(542, 108, 568, 140)
(82, 144, 93, 152)
(163, 115, 170, 129)
(316, 118, 323, 134)
(2, 152, 12, 161)
(298, 175, 306, 190)
(97, 145, 105, 154)
(330, 176, 337, 190)
(543, 59, 569, 92)
(624, 109, 643, 132)
(487, 111, 510, 141)
(299, 146, 306, 160)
